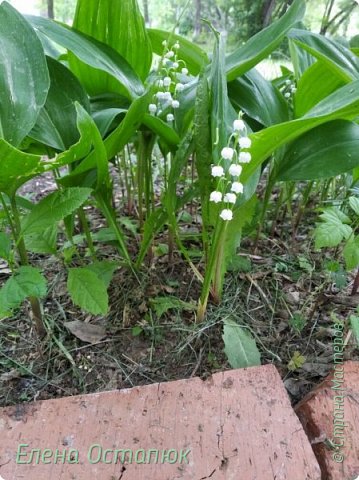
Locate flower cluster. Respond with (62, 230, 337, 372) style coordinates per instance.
(281, 78, 297, 100)
(148, 40, 189, 125)
(210, 115, 252, 222)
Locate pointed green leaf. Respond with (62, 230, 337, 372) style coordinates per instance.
(70, 0, 152, 89)
(225, 0, 306, 81)
(241, 80, 359, 184)
(67, 267, 109, 315)
(28, 14, 143, 99)
(288, 29, 359, 82)
(0, 232, 11, 260)
(25, 225, 58, 255)
(0, 104, 104, 196)
(223, 318, 261, 368)
(344, 236, 359, 270)
(0, 266, 47, 314)
(30, 57, 90, 150)
(67, 90, 153, 177)
(87, 261, 118, 289)
(92, 108, 127, 137)
(229, 69, 289, 126)
(194, 73, 212, 228)
(295, 61, 346, 117)
(277, 121, 359, 181)
(0, 2, 50, 146)
(314, 208, 352, 249)
(22, 187, 92, 235)
(148, 29, 208, 75)
(142, 114, 180, 148)
(349, 197, 359, 216)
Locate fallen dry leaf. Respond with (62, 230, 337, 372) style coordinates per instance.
(64, 321, 106, 344)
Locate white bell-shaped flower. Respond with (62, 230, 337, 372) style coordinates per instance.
(228, 164, 242, 177)
(148, 104, 157, 114)
(233, 119, 246, 132)
(210, 191, 223, 203)
(239, 137, 252, 149)
(220, 209, 233, 221)
(163, 76, 172, 87)
(239, 152, 252, 163)
(231, 182, 244, 194)
(221, 147, 235, 161)
(224, 193, 237, 204)
(211, 166, 225, 177)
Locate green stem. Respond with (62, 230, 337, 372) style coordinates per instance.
(197, 217, 223, 322)
(255, 165, 276, 251)
(293, 181, 314, 234)
(77, 207, 96, 259)
(96, 193, 138, 280)
(212, 224, 228, 303)
(9, 195, 46, 337)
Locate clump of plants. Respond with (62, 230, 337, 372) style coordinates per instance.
(1, 0, 359, 368)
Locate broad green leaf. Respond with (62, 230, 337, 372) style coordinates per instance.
(314, 208, 352, 249)
(25, 225, 58, 255)
(241, 80, 359, 184)
(223, 318, 261, 368)
(350, 315, 359, 346)
(211, 33, 235, 162)
(67, 90, 153, 177)
(28, 14, 143, 99)
(0, 104, 104, 196)
(194, 73, 212, 228)
(0, 2, 50, 146)
(0, 143, 46, 196)
(30, 57, 90, 150)
(295, 61, 346, 117)
(22, 187, 92, 235)
(87, 261, 118, 288)
(92, 108, 127, 137)
(142, 114, 180, 148)
(67, 267, 109, 315)
(225, 0, 306, 81)
(226, 195, 257, 250)
(148, 29, 208, 75)
(277, 121, 359, 181)
(0, 266, 47, 314)
(150, 296, 195, 319)
(0, 232, 11, 260)
(349, 196, 359, 216)
(228, 69, 289, 127)
(221, 195, 258, 293)
(288, 29, 359, 82)
(173, 80, 197, 137)
(289, 38, 315, 79)
(164, 131, 194, 221)
(69, 0, 151, 95)
(321, 208, 351, 224)
(344, 236, 359, 270)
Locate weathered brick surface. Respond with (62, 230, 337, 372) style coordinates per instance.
(0, 365, 321, 479)
(295, 361, 359, 480)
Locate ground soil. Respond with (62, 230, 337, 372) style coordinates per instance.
(0, 174, 358, 408)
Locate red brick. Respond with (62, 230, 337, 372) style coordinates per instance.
(0, 365, 320, 479)
(295, 361, 359, 480)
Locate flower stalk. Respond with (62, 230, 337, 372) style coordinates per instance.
(197, 113, 253, 322)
